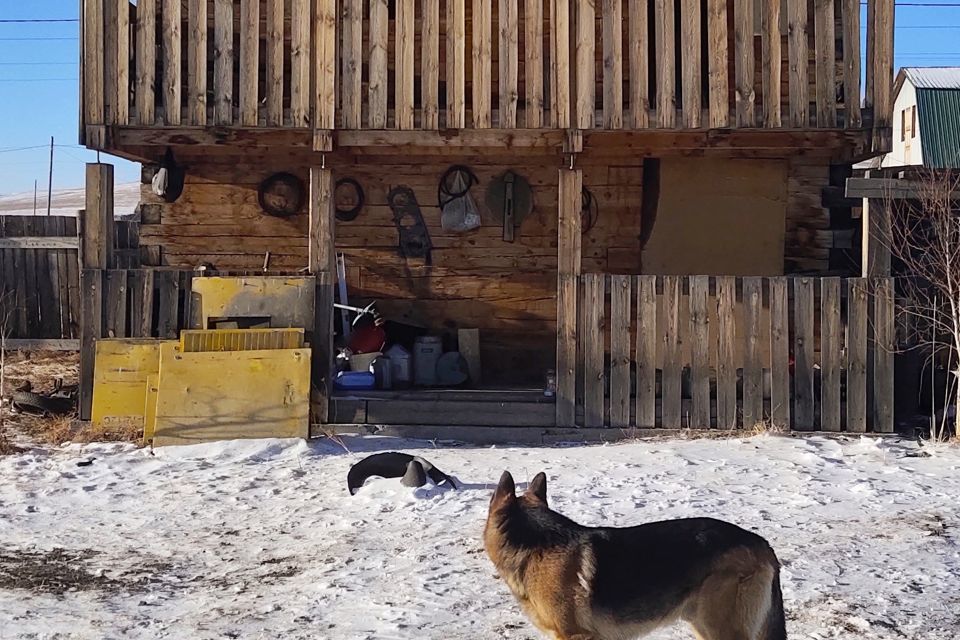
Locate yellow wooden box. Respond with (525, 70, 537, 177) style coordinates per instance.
(91, 339, 175, 429)
(189, 276, 315, 330)
(179, 328, 304, 352)
(151, 343, 311, 447)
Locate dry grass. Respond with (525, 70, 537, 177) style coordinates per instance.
(0, 428, 23, 456)
(749, 420, 787, 436)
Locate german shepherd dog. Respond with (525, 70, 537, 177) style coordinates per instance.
(484, 471, 786, 640)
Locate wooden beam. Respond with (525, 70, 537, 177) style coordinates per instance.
(861, 198, 891, 277)
(447, 0, 467, 128)
(602, 0, 624, 129)
(872, 0, 895, 150)
(422, 0, 441, 129)
(707, 0, 728, 128)
(680, 0, 701, 128)
(396, 0, 416, 129)
(788, 0, 809, 127)
(575, 0, 595, 129)
(342, 0, 362, 128)
(135, 0, 155, 125)
(769, 277, 790, 428)
(213, 0, 234, 126)
(689, 275, 710, 427)
(83, 163, 115, 270)
(734, 0, 755, 126)
(0, 237, 80, 250)
(115, 0, 129, 125)
(582, 273, 605, 427)
(609, 275, 631, 427)
(83, 0, 104, 127)
(4, 339, 80, 351)
(847, 278, 868, 432)
(846, 177, 960, 200)
(629, 0, 650, 128)
(265, 0, 284, 126)
(814, 0, 836, 127)
(842, 0, 861, 128)
(821, 277, 842, 431)
(552, 0, 571, 128)
(472, 0, 493, 128)
(79, 269, 102, 420)
(762, 0, 781, 127)
(104, 0, 118, 124)
(188, 0, 208, 126)
(635, 275, 656, 427)
(525, 0, 545, 128)
(290, 0, 311, 127)
(310, 167, 335, 424)
(499, 0, 519, 128)
(556, 168, 582, 427)
(311, 0, 337, 129)
(239, 0, 259, 126)
(873, 277, 895, 432)
(161, 0, 181, 125)
(655, 0, 675, 127)
(369, 0, 389, 129)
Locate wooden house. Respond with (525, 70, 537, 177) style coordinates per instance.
(76, 0, 897, 438)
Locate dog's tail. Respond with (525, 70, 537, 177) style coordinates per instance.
(762, 560, 787, 640)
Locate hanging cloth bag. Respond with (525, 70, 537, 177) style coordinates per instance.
(438, 165, 481, 232)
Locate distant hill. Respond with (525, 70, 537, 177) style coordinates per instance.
(0, 183, 140, 218)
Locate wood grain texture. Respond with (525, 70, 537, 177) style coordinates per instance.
(472, 0, 493, 128)
(576, 0, 596, 129)
(525, 0, 545, 127)
(734, 0, 755, 126)
(814, 0, 836, 127)
(422, 0, 441, 129)
(610, 275, 631, 427)
(188, 0, 208, 126)
(583, 273, 606, 427)
(742, 277, 763, 428)
(716, 276, 737, 429)
(873, 277, 894, 432)
(290, 0, 311, 126)
(447, 0, 467, 128)
(707, 0, 729, 128)
(662, 275, 681, 427)
(135, 0, 155, 125)
(788, 0, 809, 127)
(396, 0, 416, 129)
(162, 0, 181, 124)
(680, 0, 701, 128)
(84, 0, 104, 127)
(655, 0, 675, 127)
(762, 0, 781, 127)
(342, 0, 363, 128)
(769, 277, 790, 428)
(820, 278, 842, 431)
(265, 0, 284, 126)
(239, 0, 259, 126)
(115, 0, 130, 125)
(369, 0, 389, 129)
(213, 0, 234, 125)
(793, 277, 815, 430)
(314, 0, 337, 130)
(629, 0, 649, 128)
(842, 0, 861, 127)
(552, 0, 572, 128)
(635, 275, 656, 427)
(689, 275, 710, 428)
(556, 169, 583, 427)
(602, 0, 623, 128)
(847, 278, 868, 432)
(499, 0, 519, 127)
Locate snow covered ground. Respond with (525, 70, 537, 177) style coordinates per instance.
(0, 433, 958, 639)
(0, 184, 140, 218)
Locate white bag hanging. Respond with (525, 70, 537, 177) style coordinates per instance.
(440, 167, 481, 232)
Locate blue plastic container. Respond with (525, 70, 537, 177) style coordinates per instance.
(334, 370, 376, 391)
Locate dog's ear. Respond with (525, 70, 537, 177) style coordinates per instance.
(526, 472, 547, 502)
(492, 471, 516, 503)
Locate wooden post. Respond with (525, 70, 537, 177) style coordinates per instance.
(862, 174, 891, 277)
(794, 277, 815, 429)
(447, 0, 467, 128)
(716, 276, 737, 429)
(213, 0, 234, 126)
(83, 0, 104, 128)
(557, 167, 582, 427)
(873, 277, 895, 432)
(189, 0, 209, 126)
(290, 0, 311, 126)
(582, 273, 605, 427)
(239, 0, 260, 126)
(689, 276, 710, 428)
(635, 275, 657, 427)
(310, 167, 336, 424)
(872, 0, 895, 151)
(79, 163, 114, 420)
(847, 278, 868, 432)
(743, 277, 763, 428)
(162, 0, 182, 125)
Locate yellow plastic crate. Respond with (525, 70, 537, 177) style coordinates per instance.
(179, 328, 304, 352)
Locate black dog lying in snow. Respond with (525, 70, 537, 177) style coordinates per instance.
(347, 452, 458, 495)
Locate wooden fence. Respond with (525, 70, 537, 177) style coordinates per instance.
(0, 215, 139, 342)
(80, 0, 894, 134)
(573, 274, 895, 432)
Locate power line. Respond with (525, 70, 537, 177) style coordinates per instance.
(0, 19, 78, 23)
(0, 145, 48, 154)
(0, 37, 77, 41)
(0, 78, 77, 82)
(0, 62, 73, 66)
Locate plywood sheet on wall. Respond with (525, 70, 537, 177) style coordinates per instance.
(643, 158, 788, 276)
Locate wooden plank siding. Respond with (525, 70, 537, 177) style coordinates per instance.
(84, 0, 889, 136)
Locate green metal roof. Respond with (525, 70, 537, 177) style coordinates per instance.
(917, 89, 960, 169)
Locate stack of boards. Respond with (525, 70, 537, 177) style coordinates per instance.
(90, 328, 311, 446)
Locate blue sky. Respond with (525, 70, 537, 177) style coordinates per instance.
(2, 1, 960, 195)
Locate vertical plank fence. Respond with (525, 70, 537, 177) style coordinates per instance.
(79, 0, 890, 136)
(574, 274, 896, 433)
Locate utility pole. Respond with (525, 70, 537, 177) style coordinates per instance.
(33, 180, 37, 215)
(46, 136, 54, 216)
